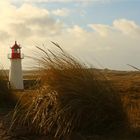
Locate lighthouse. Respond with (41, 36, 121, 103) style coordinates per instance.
(8, 41, 24, 90)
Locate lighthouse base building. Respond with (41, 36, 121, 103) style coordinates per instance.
(8, 41, 24, 90)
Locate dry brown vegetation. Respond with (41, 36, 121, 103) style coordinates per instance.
(0, 43, 140, 140)
(105, 71, 140, 134)
(0, 69, 17, 108)
(11, 44, 129, 140)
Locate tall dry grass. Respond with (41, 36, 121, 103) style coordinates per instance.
(12, 42, 129, 139)
(0, 69, 16, 107)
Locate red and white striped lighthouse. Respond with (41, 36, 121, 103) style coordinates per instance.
(8, 41, 24, 89)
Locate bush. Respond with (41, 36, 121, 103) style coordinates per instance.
(12, 42, 128, 138)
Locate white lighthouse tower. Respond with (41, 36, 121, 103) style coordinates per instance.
(8, 41, 24, 90)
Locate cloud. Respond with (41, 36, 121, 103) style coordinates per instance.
(57, 20, 140, 70)
(0, 31, 10, 41)
(16, 3, 50, 18)
(51, 8, 70, 17)
(0, 1, 64, 68)
(89, 24, 114, 37)
(113, 19, 140, 36)
(12, 0, 104, 3)
(0, 1, 140, 70)
(0, 2, 63, 38)
(11, 0, 114, 5)
(89, 19, 140, 38)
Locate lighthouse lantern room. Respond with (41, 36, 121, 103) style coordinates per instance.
(8, 41, 24, 90)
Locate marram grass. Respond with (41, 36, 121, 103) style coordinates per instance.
(0, 68, 16, 107)
(11, 42, 129, 139)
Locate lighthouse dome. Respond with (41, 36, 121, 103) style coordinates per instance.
(11, 41, 21, 49)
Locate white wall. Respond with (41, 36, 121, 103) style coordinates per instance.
(9, 59, 24, 89)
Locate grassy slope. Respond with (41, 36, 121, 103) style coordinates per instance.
(104, 70, 140, 132)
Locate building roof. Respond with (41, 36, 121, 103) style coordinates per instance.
(11, 41, 21, 49)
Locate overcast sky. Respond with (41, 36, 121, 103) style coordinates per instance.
(0, 0, 140, 70)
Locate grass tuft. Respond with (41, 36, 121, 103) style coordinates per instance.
(12, 43, 129, 138)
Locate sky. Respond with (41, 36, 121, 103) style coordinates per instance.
(0, 0, 140, 70)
